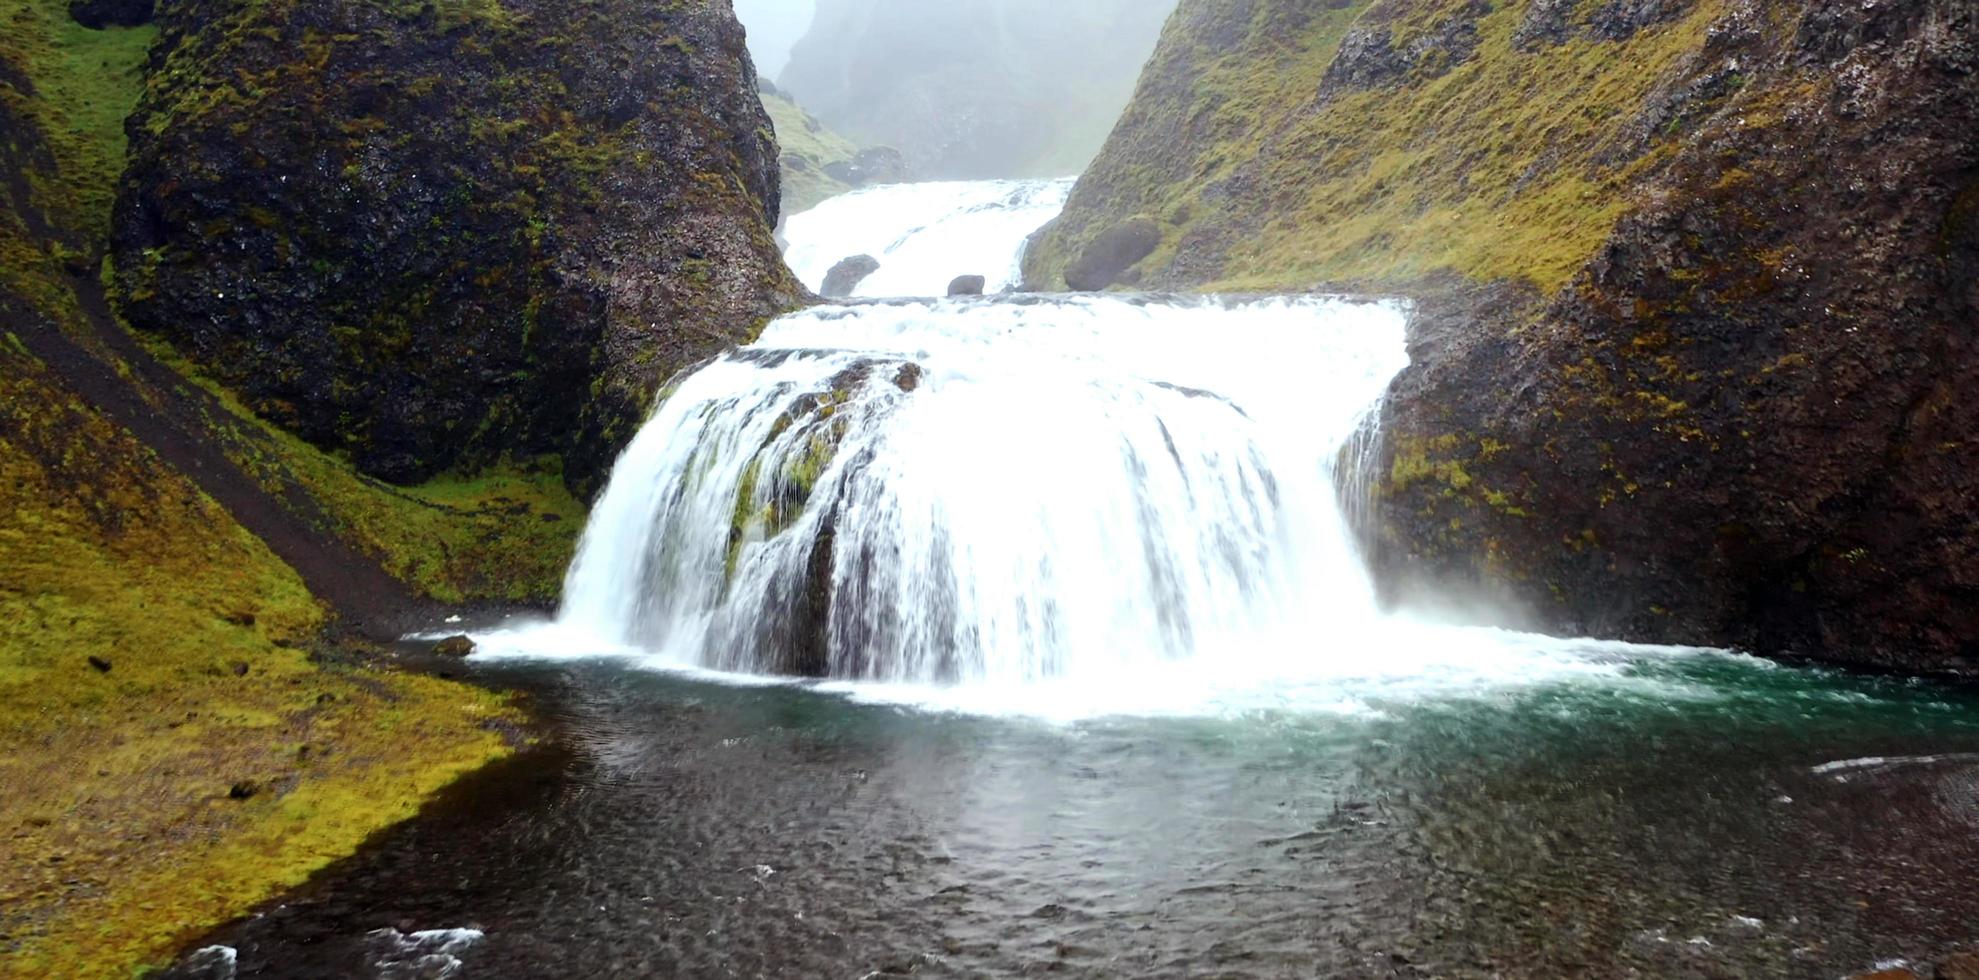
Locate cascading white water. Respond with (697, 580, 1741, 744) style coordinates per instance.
(555, 294, 1408, 684)
(781, 179, 1073, 297)
(470, 179, 1709, 717)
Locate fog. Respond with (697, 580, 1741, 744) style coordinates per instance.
(736, 0, 1175, 181)
(732, 0, 817, 78)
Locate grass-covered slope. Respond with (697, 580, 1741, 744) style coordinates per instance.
(1032, 0, 1979, 671)
(1028, 0, 1735, 292)
(763, 86, 859, 218)
(1, 5, 520, 974)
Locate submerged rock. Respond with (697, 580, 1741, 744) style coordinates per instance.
(822, 255, 881, 297)
(947, 275, 987, 296)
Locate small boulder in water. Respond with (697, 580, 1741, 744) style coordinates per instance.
(947, 275, 986, 297)
(1064, 217, 1160, 291)
(821, 254, 880, 298)
(432, 635, 476, 658)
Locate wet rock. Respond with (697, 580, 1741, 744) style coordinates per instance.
(68, 0, 153, 28)
(892, 363, 922, 392)
(157, 945, 238, 980)
(1063, 218, 1160, 292)
(1514, 0, 1577, 49)
(432, 635, 476, 659)
(947, 275, 986, 297)
(86, 655, 111, 673)
(822, 255, 881, 297)
(112, 0, 804, 496)
(1941, 952, 1979, 980)
(1368, 0, 1979, 672)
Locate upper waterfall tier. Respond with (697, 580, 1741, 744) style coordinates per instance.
(782, 179, 1074, 298)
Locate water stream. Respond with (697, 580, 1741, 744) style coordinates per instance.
(160, 182, 1979, 980)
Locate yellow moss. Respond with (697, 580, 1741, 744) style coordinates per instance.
(762, 89, 859, 217)
(133, 337, 585, 604)
(1036, 0, 1733, 294)
(0, 344, 518, 979)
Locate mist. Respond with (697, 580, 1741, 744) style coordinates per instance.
(759, 0, 1176, 180)
(732, 0, 817, 78)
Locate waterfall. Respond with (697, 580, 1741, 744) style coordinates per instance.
(781, 179, 1075, 297)
(552, 293, 1409, 684)
(461, 179, 1713, 715)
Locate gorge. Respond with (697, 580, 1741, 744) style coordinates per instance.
(2, 0, 1977, 977)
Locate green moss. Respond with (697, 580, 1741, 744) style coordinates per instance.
(762, 89, 858, 217)
(0, 0, 155, 250)
(0, 343, 518, 978)
(137, 337, 586, 604)
(1033, 0, 1730, 293)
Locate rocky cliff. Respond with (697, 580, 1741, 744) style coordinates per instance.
(1031, 0, 1979, 672)
(777, 0, 1174, 179)
(1, 0, 805, 969)
(113, 0, 805, 495)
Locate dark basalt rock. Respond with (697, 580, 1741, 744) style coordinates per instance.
(1366, 0, 1979, 672)
(1513, 0, 1576, 50)
(1321, 28, 1410, 93)
(946, 275, 986, 296)
(67, 0, 153, 29)
(1587, 0, 1694, 41)
(1063, 218, 1160, 292)
(112, 0, 804, 497)
(822, 255, 881, 297)
(431, 635, 476, 659)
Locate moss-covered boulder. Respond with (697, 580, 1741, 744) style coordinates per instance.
(112, 0, 806, 496)
(1034, 0, 1979, 671)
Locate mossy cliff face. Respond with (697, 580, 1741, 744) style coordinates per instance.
(113, 0, 805, 496)
(1035, 0, 1979, 671)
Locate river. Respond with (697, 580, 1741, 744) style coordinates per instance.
(159, 181, 1979, 980)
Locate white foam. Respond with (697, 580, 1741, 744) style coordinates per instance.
(782, 178, 1072, 297)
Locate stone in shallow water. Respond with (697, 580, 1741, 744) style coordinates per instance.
(822, 255, 881, 297)
(432, 635, 476, 658)
(947, 275, 986, 296)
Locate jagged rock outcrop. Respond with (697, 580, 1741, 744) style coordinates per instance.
(778, 0, 1175, 178)
(113, 0, 805, 496)
(1031, 0, 1979, 672)
(822, 254, 881, 297)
